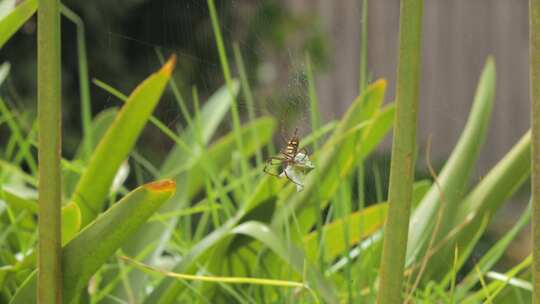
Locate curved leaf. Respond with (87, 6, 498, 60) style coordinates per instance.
(0, 0, 37, 48)
(9, 180, 176, 304)
(406, 58, 496, 266)
(73, 56, 176, 227)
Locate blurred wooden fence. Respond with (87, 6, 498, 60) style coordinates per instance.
(288, 0, 529, 173)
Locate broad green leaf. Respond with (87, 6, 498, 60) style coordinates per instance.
(64, 108, 118, 197)
(74, 108, 118, 160)
(303, 203, 387, 263)
(160, 81, 239, 176)
(445, 131, 531, 279)
(73, 56, 176, 227)
(0, 0, 37, 48)
(322, 181, 431, 278)
(406, 58, 496, 268)
(9, 180, 176, 304)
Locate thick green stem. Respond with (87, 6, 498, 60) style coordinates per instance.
(531, 0, 540, 302)
(37, 0, 63, 302)
(376, 0, 423, 303)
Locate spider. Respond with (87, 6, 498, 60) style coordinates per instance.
(263, 128, 311, 187)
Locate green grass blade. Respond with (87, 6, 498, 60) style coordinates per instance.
(0, 97, 37, 174)
(60, 4, 92, 161)
(160, 81, 239, 176)
(73, 56, 176, 227)
(207, 0, 250, 192)
(305, 52, 321, 150)
(359, 0, 369, 93)
(456, 201, 531, 298)
(9, 180, 176, 304)
(232, 43, 263, 167)
(439, 131, 530, 278)
(462, 255, 532, 304)
(0, 0, 37, 48)
(377, 0, 424, 302)
(64, 108, 118, 197)
(230, 221, 337, 303)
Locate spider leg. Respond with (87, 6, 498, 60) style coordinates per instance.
(264, 157, 286, 177)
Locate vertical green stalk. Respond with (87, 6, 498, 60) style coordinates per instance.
(232, 43, 263, 167)
(305, 52, 321, 150)
(531, 0, 540, 302)
(359, 0, 369, 93)
(60, 5, 92, 160)
(37, 0, 62, 302)
(357, 0, 369, 223)
(376, 1, 423, 303)
(305, 52, 324, 270)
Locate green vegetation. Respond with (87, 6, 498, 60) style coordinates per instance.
(0, 0, 536, 303)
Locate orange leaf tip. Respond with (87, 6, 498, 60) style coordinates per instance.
(145, 179, 176, 192)
(161, 54, 177, 76)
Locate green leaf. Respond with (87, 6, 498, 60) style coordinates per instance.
(0, 0, 37, 48)
(303, 203, 387, 263)
(64, 108, 118, 198)
(73, 56, 176, 227)
(448, 131, 530, 277)
(462, 255, 532, 304)
(9, 179, 176, 304)
(406, 58, 496, 269)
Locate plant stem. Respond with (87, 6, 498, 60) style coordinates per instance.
(376, 0, 423, 303)
(207, 0, 251, 192)
(60, 5, 92, 161)
(37, 0, 63, 302)
(232, 43, 263, 167)
(530, 0, 540, 301)
(359, 0, 369, 94)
